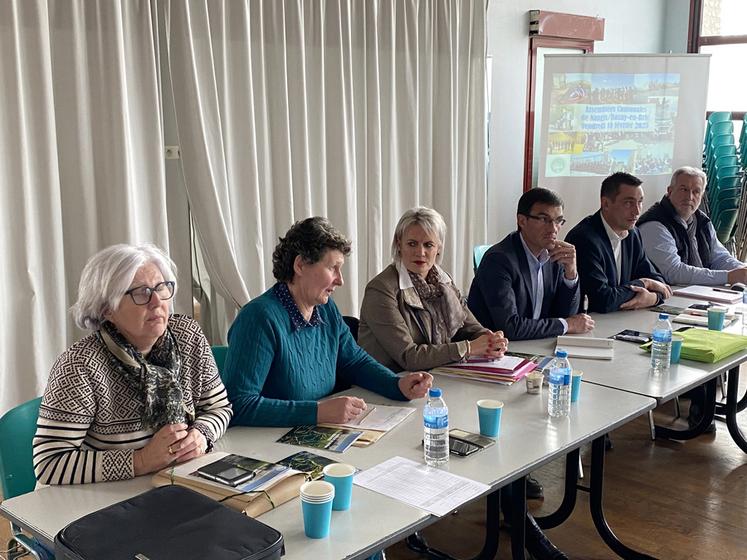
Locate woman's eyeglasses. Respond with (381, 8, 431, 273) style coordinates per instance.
(125, 281, 176, 305)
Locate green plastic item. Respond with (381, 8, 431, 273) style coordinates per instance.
(0, 396, 42, 500)
(211, 345, 229, 375)
(473, 244, 491, 272)
(641, 329, 747, 363)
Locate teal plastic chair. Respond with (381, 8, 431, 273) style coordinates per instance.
(0, 396, 46, 560)
(714, 208, 739, 244)
(704, 111, 732, 146)
(211, 345, 229, 375)
(473, 244, 491, 272)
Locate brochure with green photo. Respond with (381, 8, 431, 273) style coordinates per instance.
(277, 425, 363, 453)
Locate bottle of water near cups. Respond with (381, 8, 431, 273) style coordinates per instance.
(547, 349, 572, 418)
(423, 388, 449, 466)
(650, 313, 673, 373)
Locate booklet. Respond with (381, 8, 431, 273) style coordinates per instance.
(323, 404, 415, 432)
(195, 454, 288, 491)
(278, 425, 363, 453)
(278, 451, 360, 480)
(556, 335, 614, 360)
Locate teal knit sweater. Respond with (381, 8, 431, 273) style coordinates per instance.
(224, 286, 406, 426)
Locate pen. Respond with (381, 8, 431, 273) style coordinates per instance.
(582, 295, 589, 314)
(713, 287, 737, 294)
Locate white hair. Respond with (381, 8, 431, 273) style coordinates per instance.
(391, 207, 447, 264)
(669, 166, 706, 189)
(71, 243, 177, 330)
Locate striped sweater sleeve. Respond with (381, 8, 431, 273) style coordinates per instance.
(33, 350, 135, 485)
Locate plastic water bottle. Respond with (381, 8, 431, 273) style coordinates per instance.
(423, 388, 449, 466)
(547, 349, 572, 418)
(742, 293, 747, 330)
(651, 313, 673, 373)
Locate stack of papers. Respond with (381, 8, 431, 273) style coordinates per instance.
(673, 285, 743, 304)
(673, 308, 739, 327)
(431, 354, 537, 385)
(555, 335, 614, 360)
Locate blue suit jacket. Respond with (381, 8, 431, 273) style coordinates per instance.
(467, 231, 580, 340)
(565, 211, 665, 313)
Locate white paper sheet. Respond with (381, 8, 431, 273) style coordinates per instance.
(331, 405, 415, 432)
(353, 456, 490, 516)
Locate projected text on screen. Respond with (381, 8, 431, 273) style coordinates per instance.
(545, 73, 680, 178)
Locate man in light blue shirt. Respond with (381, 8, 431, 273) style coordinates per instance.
(638, 166, 747, 286)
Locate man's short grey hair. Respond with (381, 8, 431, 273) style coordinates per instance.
(71, 243, 177, 330)
(669, 166, 706, 189)
(391, 207, 446, 264)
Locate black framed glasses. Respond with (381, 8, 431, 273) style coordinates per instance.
(125, 281, 176, 305)
(525, 214, 566, 227)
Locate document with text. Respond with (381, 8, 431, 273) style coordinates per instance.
(354, 456, 490, 516)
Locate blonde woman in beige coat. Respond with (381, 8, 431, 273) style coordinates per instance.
(359, 207, 507, 373)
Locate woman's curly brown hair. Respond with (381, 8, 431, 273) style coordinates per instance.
(272, 217, 352, 282)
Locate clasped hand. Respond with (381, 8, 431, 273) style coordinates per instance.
(133, 423, 208, 476)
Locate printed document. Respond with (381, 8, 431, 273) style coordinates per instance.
(354, 456, 489, 516)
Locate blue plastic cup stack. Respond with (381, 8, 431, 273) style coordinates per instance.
(300, 480, 335, 538)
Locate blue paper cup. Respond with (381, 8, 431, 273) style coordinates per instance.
(707, 307, 727, 331)
(571, 371, 583, 403)
(323, 463, 355, 511)
(477, 399, 503, 438)
(300, 481, 335, 539)
(670, 335, 684, 364)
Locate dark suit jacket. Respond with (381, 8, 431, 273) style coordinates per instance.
(467, 231, 580, 340)
(565, 211, 665, 313)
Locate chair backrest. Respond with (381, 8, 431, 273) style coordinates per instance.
(211, 345, 229, 375)
(342, 315, 360, 342)
(0, 396, 42, 500)
(473, 244, 492, 271)
(715, 208, 739, 244)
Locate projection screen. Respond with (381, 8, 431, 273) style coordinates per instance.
(537, 54, 710, 232)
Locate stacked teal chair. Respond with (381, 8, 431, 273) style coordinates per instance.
(0, 396, 46, 560)
(714, 207, 739, 244)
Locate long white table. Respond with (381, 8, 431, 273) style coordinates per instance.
(509, 295, 747, 450)
(1, 377, 655, 560)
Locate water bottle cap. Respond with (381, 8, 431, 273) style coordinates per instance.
(428, 388, 442, 398)
(658, 313, 669, 320)
(555, 348, 568, 358)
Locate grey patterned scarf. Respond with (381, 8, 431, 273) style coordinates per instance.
(99, 321, 191, 431)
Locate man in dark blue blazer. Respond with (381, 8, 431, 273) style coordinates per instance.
(565, 172, 672, 313)
(468, 188, 594, 341)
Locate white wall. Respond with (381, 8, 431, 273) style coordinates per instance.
(485, 0, 689, 244)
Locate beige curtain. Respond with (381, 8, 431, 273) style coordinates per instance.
(163, 0, 488, 336)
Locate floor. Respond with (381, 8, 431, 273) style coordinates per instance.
(2, 397, 746, 559)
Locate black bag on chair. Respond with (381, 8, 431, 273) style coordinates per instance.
(54, 485, 284, 560)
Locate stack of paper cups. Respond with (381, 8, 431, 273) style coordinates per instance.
(300, 480, 335, 538)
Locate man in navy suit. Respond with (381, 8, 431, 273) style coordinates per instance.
(468, 188, 594, 341)
(565, 172, 671, 313)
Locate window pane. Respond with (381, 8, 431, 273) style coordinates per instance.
(702, 44, 747, 111)
(701, 0, 747, 37)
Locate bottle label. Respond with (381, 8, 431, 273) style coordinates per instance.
(424, 414, 448, 429)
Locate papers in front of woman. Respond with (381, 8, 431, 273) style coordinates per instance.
(322, 404, 415, 432)
(431, 354, 538, 385)
(165, 452, 302, 493)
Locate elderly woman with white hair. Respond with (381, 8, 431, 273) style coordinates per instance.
(359, 207, 508, 372)
(33, 244, 232, 485)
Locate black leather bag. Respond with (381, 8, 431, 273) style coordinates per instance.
(54, 485, 284, 560)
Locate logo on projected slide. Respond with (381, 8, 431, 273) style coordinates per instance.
(546, 155, 570, 177)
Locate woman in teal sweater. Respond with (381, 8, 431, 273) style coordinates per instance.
(224, 217, 432, 427)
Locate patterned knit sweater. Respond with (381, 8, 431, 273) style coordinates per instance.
(33, 314, 232, 485)
(224, 286, 407, 427)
